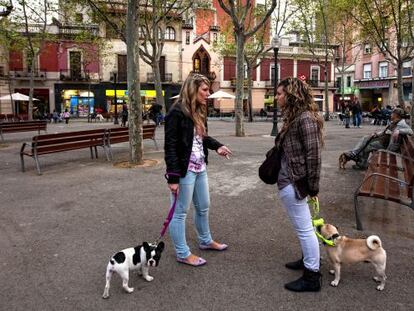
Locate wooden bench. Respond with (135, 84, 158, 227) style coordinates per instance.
(106, 124, 158, 160)
(0, 120, 47, 141)
(354, 135, 414, 230)
(20, 129, 109, 175)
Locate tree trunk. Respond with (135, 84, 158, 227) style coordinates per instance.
(324, 51, 329, 121)
(127, 0, 143, 164)
(153, 61, 165, 110)
(7, 73, 14, 114)
(235, 32, 245, 136)
(397, 61, 405, 109)
(411, 62, 414, 129)
(247, 65, 253, 122)
(28, 56, 36, 120)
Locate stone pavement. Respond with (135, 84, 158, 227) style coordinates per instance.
(0, 119, 413, 311)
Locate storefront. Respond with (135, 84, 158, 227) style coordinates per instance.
(15, 88, 50, 115)
(354, 80, 390, 111)
(105, 89, 165, 114)
(61, 89, 95, 117)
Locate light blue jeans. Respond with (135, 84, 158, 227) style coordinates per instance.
(169, 170, 213, 259)
(278, 184, 320, 271)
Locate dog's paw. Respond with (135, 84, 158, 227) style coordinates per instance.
(102, 293, 109, 299)
(329, 270, 335, 275)
(124, 287, 134, 294)
(376, 284, 385, 291)
(144, 275, 154, 282)
(373, 276, 381, 282)
(330, 280, 339, 287)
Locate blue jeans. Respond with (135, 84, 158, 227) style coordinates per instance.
(169, 170, 212, 259)
(278, 184, 320, 271)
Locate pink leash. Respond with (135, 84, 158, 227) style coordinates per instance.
(158, 192, 178, 240)
(154, 172, 180, 244)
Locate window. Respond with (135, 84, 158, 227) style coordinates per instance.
(380, 40, 388, 52)
(138, 26, 145, 39)
(379, 62, 388, 78)
(213, 33, 218, 43)
(0, 66, 4, 77)
(403, 61, 412, 76)
(346, 76, 352, 87)
(75, 13, 83, 23)
(336, 77, 342, 88)
(311, 66, 320, 83)
(165, 27, 175, 40)
(363, 63, 372, 79)
(185, 31, 190, 45)
(364, 44, 372, 54)
(244, 64, 248, 79)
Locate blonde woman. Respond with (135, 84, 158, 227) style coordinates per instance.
(273, 77, 324, 291)
(164, 74, 232, 267)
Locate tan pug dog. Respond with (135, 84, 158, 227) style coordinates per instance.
(320, 224, 387, 290)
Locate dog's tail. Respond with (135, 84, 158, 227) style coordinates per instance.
(367, 235, 382, 250)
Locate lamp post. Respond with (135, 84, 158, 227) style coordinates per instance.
(113, 72, 119, 125)
(270, 35, 280, 136)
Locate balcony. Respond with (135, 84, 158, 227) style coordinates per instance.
(306, 79, 336, 88)
(10, 70, 47, 80)
(59, 25, 99, 38)
(146, 72, 173, 83)
(230, 78, 253, 87)
(59, 69, 90, 82)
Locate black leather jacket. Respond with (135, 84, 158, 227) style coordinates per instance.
(164, 104, 223, 184)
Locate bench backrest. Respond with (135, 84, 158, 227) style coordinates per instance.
(0, 120, 47, 131)
(32, 129, 106, 154)
(401, 136, 414, 160)
(107, 124, 156, 144)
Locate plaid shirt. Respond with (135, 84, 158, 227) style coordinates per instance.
(279, 111, 322, 199)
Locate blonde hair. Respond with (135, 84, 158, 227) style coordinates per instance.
(278, 77, 324, 144)
(176, 73, 210, 136)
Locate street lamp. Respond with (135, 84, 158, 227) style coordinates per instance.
(270, 35, 280, 136)
(113, 72, 119, 125)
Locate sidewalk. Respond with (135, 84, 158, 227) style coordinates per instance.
(0, 120, 413, 311)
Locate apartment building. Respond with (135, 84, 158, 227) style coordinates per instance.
(0, 1, 337, 116)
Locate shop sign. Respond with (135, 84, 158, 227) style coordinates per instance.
(106, 90, 165, 98)
(356, 80, 390, 89)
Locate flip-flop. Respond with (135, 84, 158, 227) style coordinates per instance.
(199, 242, 228, 251)
(176, 256, 207, 267)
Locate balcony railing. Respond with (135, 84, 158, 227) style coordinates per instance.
(306, 79, 336, 88)
(59, 25, 99, 37)
(230, 78, 253, 87)
(59, 69, 90, 81)
(10, 70, 47, 80)
(209, 25, 220, 32)
(146, 72, 173, 83)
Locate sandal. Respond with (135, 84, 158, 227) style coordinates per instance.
(176, 255, 206, 267)
(199, 241, 228, 251)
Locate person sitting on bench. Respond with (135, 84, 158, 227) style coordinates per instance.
(344, 108, 413, 170)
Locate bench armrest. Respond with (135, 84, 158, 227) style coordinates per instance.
(361, 172, 409, 186)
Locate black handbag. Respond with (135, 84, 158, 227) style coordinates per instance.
(258, 144, 282, 184)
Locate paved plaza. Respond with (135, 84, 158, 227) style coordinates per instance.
(0, 119, 413, 311)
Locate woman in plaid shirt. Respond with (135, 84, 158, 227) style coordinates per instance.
(274, 78, 324, 292)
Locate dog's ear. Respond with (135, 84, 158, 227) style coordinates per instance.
(143, 242, 151, 252)
(157, 241, 165, 252)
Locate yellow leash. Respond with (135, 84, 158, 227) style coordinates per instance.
(308, 197, 335, 247)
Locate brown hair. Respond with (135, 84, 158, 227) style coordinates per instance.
(278, 77, 324, 144)
(176, 73, 210, 136)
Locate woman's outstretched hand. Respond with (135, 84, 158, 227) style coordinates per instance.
(217, 146, 233, 159)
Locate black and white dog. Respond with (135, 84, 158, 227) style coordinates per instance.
(102, 241, 165, 299)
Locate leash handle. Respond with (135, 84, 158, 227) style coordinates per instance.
(307, 196, 320, 219)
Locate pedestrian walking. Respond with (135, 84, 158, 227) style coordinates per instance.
(164, 73, 232, 267)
